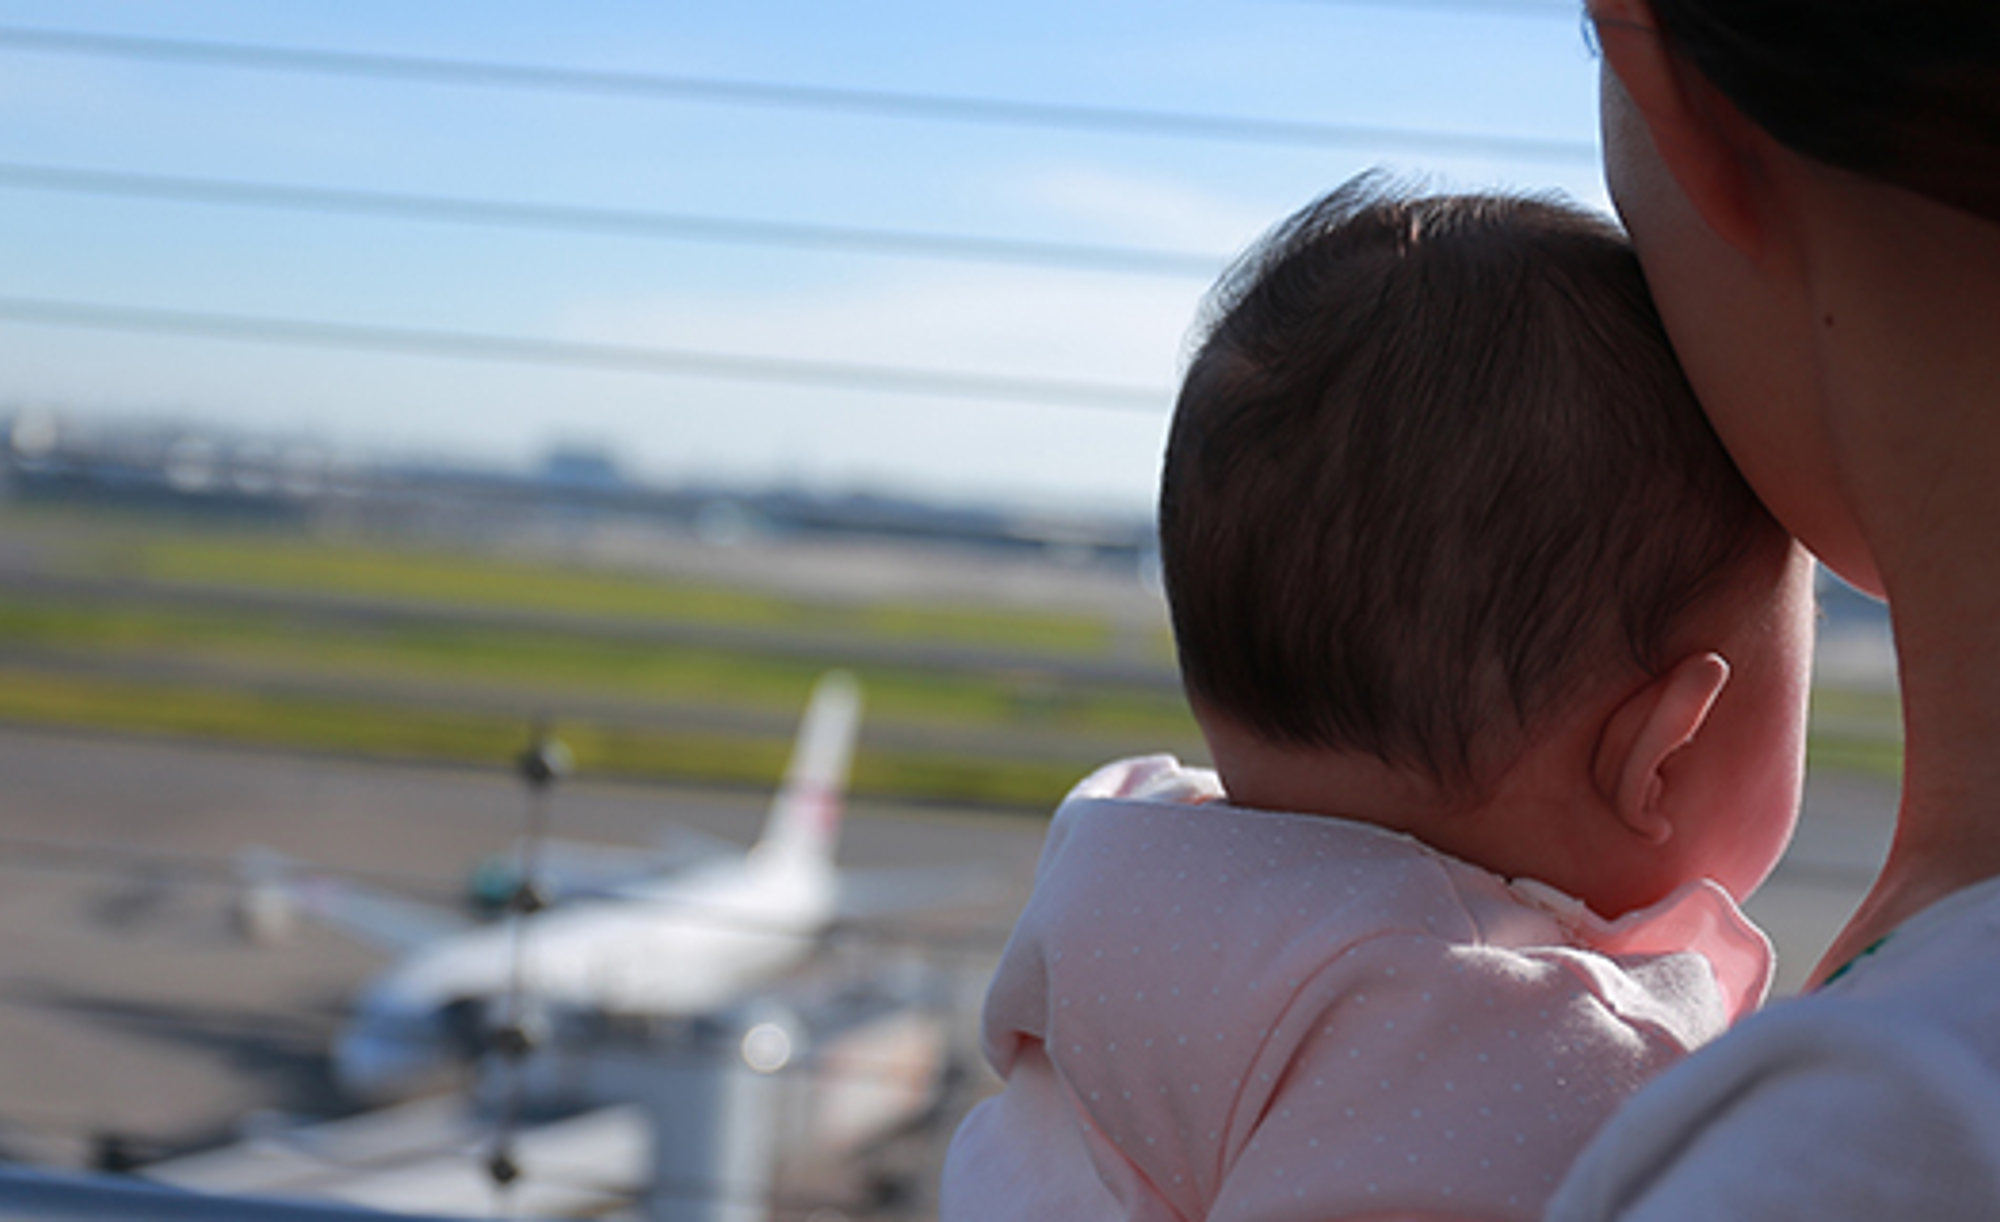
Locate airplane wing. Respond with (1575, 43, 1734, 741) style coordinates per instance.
(236, 849, 473, 955)
(291, 874, 474, 955)
(466, 829, 738, 911)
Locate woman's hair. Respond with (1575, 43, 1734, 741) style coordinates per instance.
(1159, 178, 1782, 789)
(1645, 0, 2000, 222)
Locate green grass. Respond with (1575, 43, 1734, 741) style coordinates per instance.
(0, 508, 1199, 806)
(0, 591, 1196, 739)
(0, 511, 1905, 799)
(0, 504, 1202, 806)
(70, 532, 1124, 657)
(1810, 685, 1901, 727)
(0, 666, 1093, 810)
(1808, 684, 1902, 779)
(1806, 733, 1902, 779)
(0, 667, 512, 764)
(0, 579, 1902, 788)
(0, 641, 1902, 802)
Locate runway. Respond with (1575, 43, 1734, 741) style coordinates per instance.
(0, 724, 1042, 1173)
(0, 722, 1896, 1176)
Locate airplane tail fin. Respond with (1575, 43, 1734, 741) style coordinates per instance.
(750, 670, 863, 872)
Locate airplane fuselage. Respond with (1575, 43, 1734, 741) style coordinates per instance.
(335, 852, 835, 1099)
(326, 671, 863, 1102)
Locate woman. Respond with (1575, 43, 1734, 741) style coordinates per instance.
(1544, 1, 2000, 1217)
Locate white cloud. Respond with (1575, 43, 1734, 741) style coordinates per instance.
(556, 265, 1202, 388)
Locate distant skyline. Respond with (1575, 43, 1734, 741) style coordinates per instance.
(0, 0, 1605, 515)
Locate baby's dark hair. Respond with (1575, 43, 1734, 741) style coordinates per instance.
(1159, 178, 1782, 788)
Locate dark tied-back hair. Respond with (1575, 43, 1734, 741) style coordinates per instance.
(1645, 0, 2000, 223)
(1159, 178, 1781, 788)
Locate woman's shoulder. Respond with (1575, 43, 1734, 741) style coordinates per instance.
(1819, 872, 2000, 1004)
(1548, 891, 2000, 1221)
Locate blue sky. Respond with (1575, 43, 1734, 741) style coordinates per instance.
(0, 0, 1604, 515)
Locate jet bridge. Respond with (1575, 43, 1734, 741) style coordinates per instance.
(134, 968, 966, 1221)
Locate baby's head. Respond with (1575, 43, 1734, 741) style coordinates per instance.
(1159, 177, 1815, 916)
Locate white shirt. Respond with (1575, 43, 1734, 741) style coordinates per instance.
(1549, 873, 2000, 1220)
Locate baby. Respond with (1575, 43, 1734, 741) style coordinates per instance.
(941, 180, 1816, 1222)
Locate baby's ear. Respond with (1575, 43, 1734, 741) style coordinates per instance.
(1595, 653, 1731, 843)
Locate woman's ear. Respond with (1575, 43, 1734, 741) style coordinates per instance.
(1591, 0, 1770, 258)
(1595, 652, 1732, 843)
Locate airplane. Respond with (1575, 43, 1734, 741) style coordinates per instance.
(237, 671, 984, 1102)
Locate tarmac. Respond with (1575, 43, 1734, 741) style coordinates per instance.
(0, 725, 1036, 1175)
(0, 721, 1897, 1198)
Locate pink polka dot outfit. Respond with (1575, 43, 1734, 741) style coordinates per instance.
(942, 755, 1772, 1222)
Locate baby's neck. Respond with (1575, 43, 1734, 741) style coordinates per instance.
(1199, 714, 1610, 911)
(1217, 749, 1468, 834)
(1200, 720, 1478, 843)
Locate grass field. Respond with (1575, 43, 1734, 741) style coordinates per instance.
(0, 510, 1902, 809)
(76, 530, 1134, 658)
(0, 511, 1199, 810)
(0, 665, 1095, 808)
(0, 591, 1187, 736)
(1806, 685, 1903, 780)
